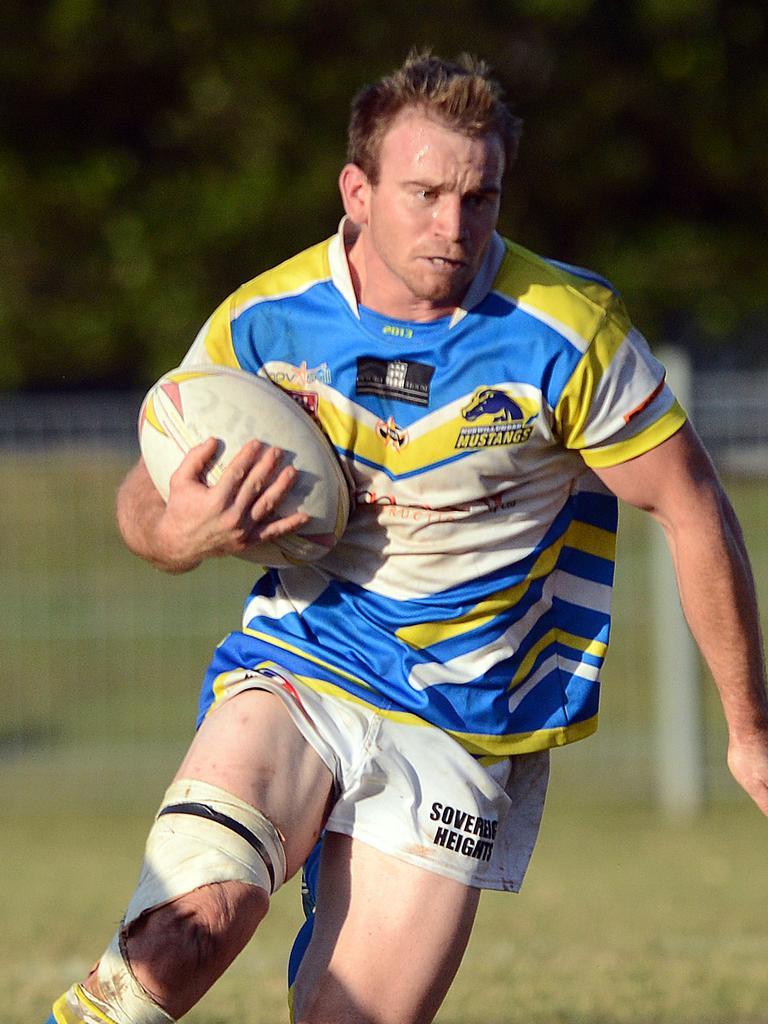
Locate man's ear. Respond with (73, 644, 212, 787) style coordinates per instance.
(339, 163, 371, 225)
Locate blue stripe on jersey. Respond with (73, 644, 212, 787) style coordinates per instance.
(559, 546, 615, 586)
(571, 490, 619, 531)
(550, 598, 613, 645)
(563, 671, 602, 720)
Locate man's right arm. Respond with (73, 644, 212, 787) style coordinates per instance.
(116, 437, 309, 573)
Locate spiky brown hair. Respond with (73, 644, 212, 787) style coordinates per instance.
(346, 49, 522, 184)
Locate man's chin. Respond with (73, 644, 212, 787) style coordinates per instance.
(410, 271, 470, 308)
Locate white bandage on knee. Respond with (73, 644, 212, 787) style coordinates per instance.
(125, 777, 287, 920)
(93, 778, 287, 1024)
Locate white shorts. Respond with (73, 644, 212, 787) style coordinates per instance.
(207, 662, 549, 892)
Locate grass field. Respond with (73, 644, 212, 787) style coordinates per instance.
(6, 787, 768, 1023)
(3, 450, 768, 1021)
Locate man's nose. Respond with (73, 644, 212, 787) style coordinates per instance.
(431, 195, 466, 242)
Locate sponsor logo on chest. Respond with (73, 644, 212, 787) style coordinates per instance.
(356, 357, 435, 407)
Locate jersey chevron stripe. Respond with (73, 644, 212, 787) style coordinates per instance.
(189, 223, 685, 756)
(395, 515, 614, 651)
(243, 628, 377, 691)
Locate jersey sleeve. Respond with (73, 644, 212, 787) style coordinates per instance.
(553, 300, 687, 468)
(179, 292, 241, 370)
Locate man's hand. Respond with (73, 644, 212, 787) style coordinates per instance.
(727, 729, 768, 816)
(117, 438, 309, 573)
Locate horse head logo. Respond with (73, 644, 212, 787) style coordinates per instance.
(462, 388, 524, 423)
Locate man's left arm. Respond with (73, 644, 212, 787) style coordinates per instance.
(593, 420, 768, 815)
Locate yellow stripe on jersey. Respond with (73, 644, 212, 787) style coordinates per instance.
(566, 518, 616, 560)
(395, 518, 613, 651)
(580, 402, 688, 468)
(243, 628, 377, 691)
(200, 240, 332, 368)
(231, 240, 331, 312)
(200, 297, 239, 368)
(553, 311, 629, 449)
(494, 242, 618, 353)
(447, 714, 599, 756)
(293, 671, 437, 723)
(508, 628, 607, 690)
(347, 415, 471, 475)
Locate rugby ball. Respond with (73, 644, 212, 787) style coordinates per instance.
(138, 364, 350, 567)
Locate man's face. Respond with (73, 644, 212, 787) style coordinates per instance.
(349, 111, 505, 318)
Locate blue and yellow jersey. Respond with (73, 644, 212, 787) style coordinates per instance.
(185, 222, 686, 757)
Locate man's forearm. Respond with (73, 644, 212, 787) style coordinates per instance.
(664, 482, 768, 740)
(116, 460, 201, 574)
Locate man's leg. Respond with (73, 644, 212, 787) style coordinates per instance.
(292, 832, 481, 1024)
(288, 837, 323, 995)
(52, 690, 334, 1023)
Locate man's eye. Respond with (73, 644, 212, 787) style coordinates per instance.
(416, 189, 437, 201)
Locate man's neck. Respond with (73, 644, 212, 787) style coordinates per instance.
(343, 223, 459, 324)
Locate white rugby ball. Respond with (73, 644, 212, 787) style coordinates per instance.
(138, 364, 350, 567)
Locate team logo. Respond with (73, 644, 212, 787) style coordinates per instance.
(375, 416, 409, 450)
(455, 388, 537, 450)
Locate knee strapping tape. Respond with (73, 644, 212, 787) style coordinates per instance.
(93, 778, 286, 1024)
(123, 777, 286, 926)
(51, 981, 171, 1024)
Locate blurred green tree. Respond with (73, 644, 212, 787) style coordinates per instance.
(1, 0, 765, 389)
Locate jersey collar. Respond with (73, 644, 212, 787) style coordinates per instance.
(328, 217, 506, 329)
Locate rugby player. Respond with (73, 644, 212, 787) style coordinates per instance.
(47, 50, 768, 1024)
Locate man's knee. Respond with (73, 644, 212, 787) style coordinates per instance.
(124, 879, 267, 982)
(61, 778, 286, 1024)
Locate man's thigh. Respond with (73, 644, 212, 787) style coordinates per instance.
(174, 689, 335, 878)
(292, 832, 481, 1024)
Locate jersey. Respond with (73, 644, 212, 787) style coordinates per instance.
(184, 220, 686, 758)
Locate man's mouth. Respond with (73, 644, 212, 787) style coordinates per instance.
(424, 256, 466, 270)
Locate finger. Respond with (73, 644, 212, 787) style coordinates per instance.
(248, 464, 306, 527)
(214, 439, 268, 504)
(172, 437, 220, 484)
(230, 446, 287, 517)
(254, 509, 311, 543)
